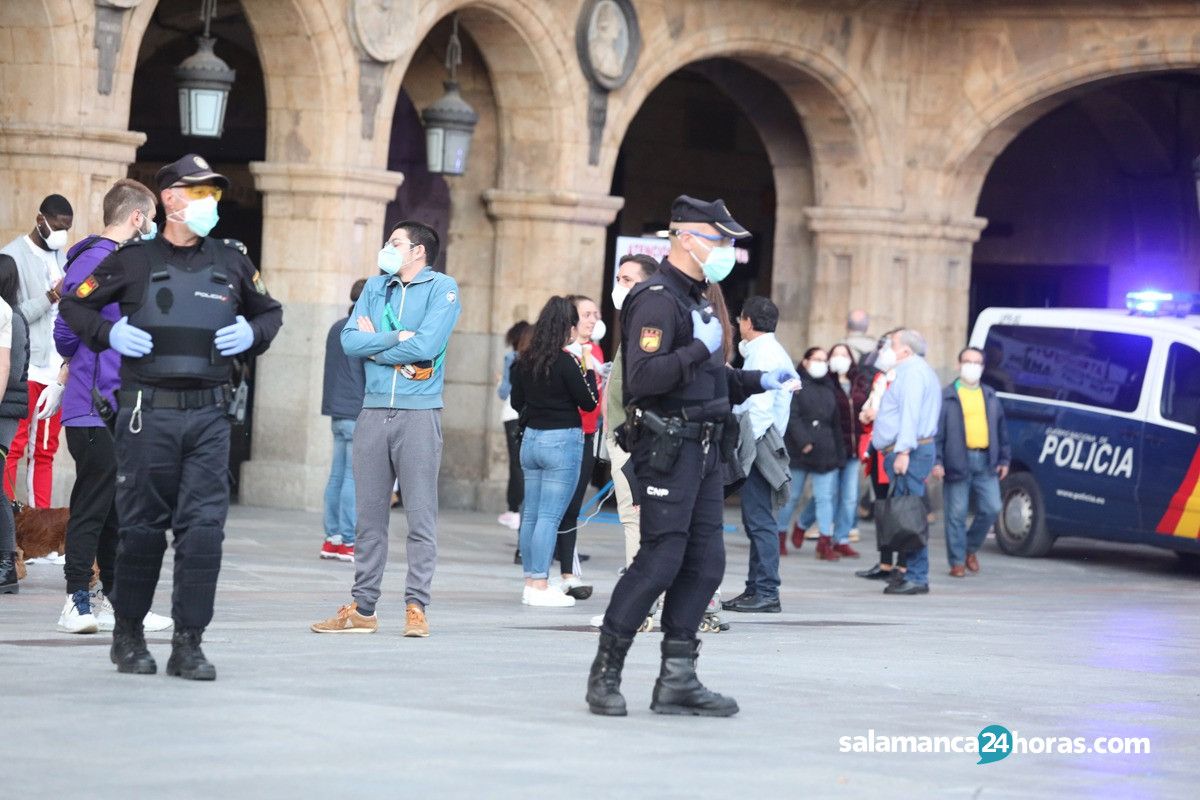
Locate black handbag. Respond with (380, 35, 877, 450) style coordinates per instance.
(873, 483, 929, 553)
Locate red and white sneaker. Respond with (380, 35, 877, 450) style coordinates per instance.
(320, 539, 341, 560)
(336, 544, 355, 562)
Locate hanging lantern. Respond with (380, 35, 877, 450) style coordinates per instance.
(421, 15, 478, 175)
(175, 0, 236, 138)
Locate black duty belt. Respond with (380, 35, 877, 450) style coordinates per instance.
(639, 409, 723, 444)
(118, 385, 230, 410)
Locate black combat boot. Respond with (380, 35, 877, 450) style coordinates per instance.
(586, 632, 634, 716)
(0, 551, 18, 594)
(166, 627, 216, 681)
(110, 616, 156, 674)
(650, 638, 739, 717)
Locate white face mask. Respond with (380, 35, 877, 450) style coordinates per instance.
(737, 340, 749, 358)
(38, 217, 68, 251)
(591, 319, 606, 342)
(960, 363, 984, 384)
(807, 361, 829, 380)
(611, 284, 630, 311)
(874, 345, 897, 373)
(829, 355, 852, 375)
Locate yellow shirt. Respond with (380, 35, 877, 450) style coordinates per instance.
(957, 381, 989, 450)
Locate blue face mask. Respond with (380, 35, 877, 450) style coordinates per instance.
(182, 196, 219, 237)
(378, 243, 403, 275)
(690, 237, 737, 283)
(140, 219, 157, 241)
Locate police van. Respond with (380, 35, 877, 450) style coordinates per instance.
(969, 291, 1200, 567)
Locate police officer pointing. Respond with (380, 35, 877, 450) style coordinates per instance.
(586, 196, 798, 717)
(60, 154, 283, 681)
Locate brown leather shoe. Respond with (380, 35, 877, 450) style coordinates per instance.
(404, 602, 430, 638)
(965, 553, 980, 573)
(949, 564, 966, 578)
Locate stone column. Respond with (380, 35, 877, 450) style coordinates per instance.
(238, 161, 404, 510)
(437, 189, 623, 511)
(804, 207, 986, 375)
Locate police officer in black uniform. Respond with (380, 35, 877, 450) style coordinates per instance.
(60, 154, 282, 681)
(586, 196, 799, 717)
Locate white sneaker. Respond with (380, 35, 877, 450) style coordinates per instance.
(142, 611, 173, 632)
(497, 511, 521, 530)
(524, 585, 575, 607)
(57, 592, 99, 634)
(557, 575, 593, 600)
(805, 526, 820, 540)
(849, 528, 860, 542)
(589, 614, 604, 628)
(91, 589, 116, 631)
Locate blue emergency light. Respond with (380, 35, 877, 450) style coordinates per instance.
(1125, 289, 1200, 317)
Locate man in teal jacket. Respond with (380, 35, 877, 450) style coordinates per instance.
(311, 221, 461, 638)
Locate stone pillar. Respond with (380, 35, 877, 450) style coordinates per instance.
(437, 189, 624, 511)
(804, 207, 986, 375)
(238, 161, 404, 510)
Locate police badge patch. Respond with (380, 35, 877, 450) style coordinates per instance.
(252, 271, 267, 295)
(639, 327, 662, 353)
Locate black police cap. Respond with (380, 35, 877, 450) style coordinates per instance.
(670, 195, 751, 240)
(155, 154, 230, 192)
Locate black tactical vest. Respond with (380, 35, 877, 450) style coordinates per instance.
(126, 254, 237, 385)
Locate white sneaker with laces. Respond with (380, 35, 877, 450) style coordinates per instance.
(57, 592, 99, 634)
(91, 590, 174, 632)
(525, 585, 575, 607)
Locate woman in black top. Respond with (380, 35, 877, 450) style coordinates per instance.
(510, 296, 598, 607)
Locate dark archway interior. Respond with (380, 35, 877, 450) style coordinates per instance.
(607, 60, 777, 357)
(127, 0, 266, 493)
(972, 73, 1200, 326)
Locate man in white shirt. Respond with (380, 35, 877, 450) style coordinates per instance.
(0, 194, 72, 508)
(726, 296, 794, 613)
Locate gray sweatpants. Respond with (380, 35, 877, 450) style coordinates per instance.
(351, 407, 443, 612)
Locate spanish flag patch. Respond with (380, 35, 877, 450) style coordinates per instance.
(76, 276, 99, 298)
(639, 327, 662, 353)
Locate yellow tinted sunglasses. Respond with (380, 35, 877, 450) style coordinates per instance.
(173, 184, 223, 201)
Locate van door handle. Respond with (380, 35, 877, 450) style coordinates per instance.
(1008, 408, 1056, 423)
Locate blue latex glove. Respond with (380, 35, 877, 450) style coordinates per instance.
(761, 366, 800, 390)
(214, 315, 254, 356)
(108, 316, 153, 358)
(691, 309, 722, 354)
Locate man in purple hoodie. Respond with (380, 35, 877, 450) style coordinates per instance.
(50, 179, 170, 635)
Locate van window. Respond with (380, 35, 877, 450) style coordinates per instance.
(982, 325, 1150, 412)
(1161, 343, 1200, 428)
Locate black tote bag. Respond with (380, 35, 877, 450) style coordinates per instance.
(873, 482, 929, 553)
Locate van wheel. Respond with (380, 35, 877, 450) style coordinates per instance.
(996, 472, 1054, 557)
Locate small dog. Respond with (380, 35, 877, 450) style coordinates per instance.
(12, 500, 70, 560)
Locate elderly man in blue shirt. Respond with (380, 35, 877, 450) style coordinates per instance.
(725, 296, 796, 613)
(870, 328, 941, 595)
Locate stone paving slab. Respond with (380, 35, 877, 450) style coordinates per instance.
(2, 503, 1197, 799)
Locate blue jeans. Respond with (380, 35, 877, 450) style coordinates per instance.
(741, 465, 781, 599)
(795, 458, 860, 543)
(774, 467, 837, 535)
(883, 442, 935, 586)
(518, 427, 583, 579)
(944, 450, 1002, 567)
(323, 417, 357, 543)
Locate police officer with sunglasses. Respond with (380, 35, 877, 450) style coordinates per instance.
(60, 154, 283, 681)
(586, 196, 799, 718)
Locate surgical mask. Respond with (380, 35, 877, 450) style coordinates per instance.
(38, 218, 68, 251)
(829, 355, 852, 375)
(377, 243, 404, 275)
(611, 283, 630, 310)
(960, 363, 984, 384)
(737, 340, 749, 358)
(140, 218, 157, 241)
(181, 196, 219, 237)
(591, 319, 606, 342)
(689, 236, 737, 283)
(875, 345, 897, 373)
(808, 361, 829, 379)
